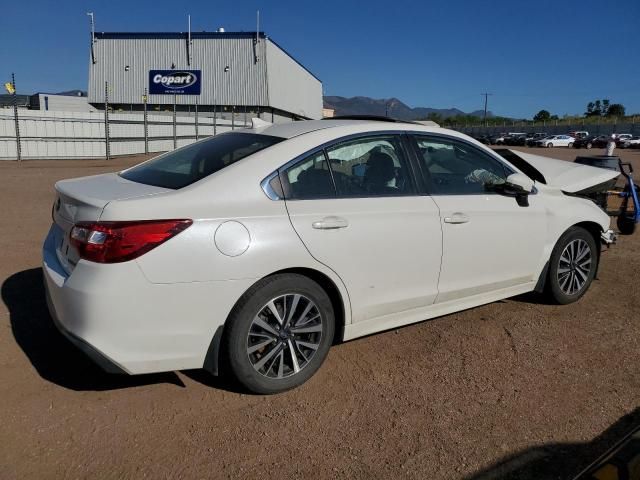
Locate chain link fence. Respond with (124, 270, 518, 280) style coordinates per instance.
(450, 119, 640, 137)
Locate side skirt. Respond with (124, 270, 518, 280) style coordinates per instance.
(343, 281, 536, 341)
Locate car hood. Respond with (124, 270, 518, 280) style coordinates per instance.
(506, 150, 619, 193)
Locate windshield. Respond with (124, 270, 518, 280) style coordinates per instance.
(120, 132, 284, 189)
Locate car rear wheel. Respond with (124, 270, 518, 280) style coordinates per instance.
(545, 227, 598, 304)
(222, 274, 335, 394)
(586, 142, 593, 149)
(568, 142, 574, 148)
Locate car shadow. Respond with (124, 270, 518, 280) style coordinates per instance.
(180, 369, 246, 394)
(2, 268, 185, 391)
(509, 291, 550, 305)
(466, 407, 640, 480)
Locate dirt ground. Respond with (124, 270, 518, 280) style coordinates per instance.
(1, 146, 640, 479)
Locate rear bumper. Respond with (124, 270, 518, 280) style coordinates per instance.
(44, 283, 126, 374)
(42, 224, 254, 375)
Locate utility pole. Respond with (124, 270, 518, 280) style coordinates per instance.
(481, 93, 492, 127)
(104, 81, 110, 160)
(143, 88, 148, 154)
(10, 73, 22, 163)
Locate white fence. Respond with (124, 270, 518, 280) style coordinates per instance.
(0, 109, 248, 160)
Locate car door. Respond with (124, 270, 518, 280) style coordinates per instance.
(409, 134, 547, 304)
(281, 133, 443, 323)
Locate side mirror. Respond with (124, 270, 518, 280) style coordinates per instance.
(505, 173, 534, 193)
(504, 173, 534, 207)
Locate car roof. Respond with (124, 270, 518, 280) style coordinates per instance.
(244, 119, 443, 140)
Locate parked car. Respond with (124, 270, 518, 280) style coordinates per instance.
(591, 135, 611, 148)
(43, 118, 619, 394)
(620, 136, 640, 149)
(472, 134, 491, 145)
(615, 133, 633, 145)
(569, 131, 589, 139)
(534, 135, 575, 147)
(509, 134, 529, 146)
(489, 133, 508, 145)
(573, 135, 599, 149)
(526, 133, 549, 146)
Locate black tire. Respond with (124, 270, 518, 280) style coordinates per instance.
(586, 142, 593, 149)
(222, 274, 335, 394)
(545, 226, 598, 304)
(547, 142, 553, 148)
(617, 216, 636, 235)
(568, 142, 574, 148)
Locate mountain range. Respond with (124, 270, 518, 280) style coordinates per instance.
(323, 96, 492, 120)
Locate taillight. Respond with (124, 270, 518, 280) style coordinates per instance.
(69, 219, 192, 264)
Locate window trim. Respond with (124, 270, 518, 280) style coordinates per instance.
(261, 130, 425, 201)
(407, 133, 516, 196)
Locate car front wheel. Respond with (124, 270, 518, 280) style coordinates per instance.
(547, 142, 553, 148)
(546, 226, 598, 304)
(568, 142, 574, 148)
(222, 273, 335, 394)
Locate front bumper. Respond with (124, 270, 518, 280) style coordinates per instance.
(42, 224, 253, 375)
(601, 229, 617, 245)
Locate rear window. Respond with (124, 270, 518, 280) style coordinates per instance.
(120, 133, 284, 189)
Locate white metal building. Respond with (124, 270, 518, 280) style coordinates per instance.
(29, 93, 97, 112)
(88, 31, 323, 121)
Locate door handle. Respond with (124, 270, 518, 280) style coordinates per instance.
(443, 213, 470, 224)
(312, 216, 349, 230)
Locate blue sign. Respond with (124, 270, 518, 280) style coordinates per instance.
(149, 70, 201, 95)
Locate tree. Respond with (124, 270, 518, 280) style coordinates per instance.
(585, 98, 625, 118)
(426, 112, 443, 124)
(533, 109, 551, 122)
(606, 103, 626, 117)
(594, 100, 602, 116)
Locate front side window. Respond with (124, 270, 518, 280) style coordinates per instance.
(121, 132, 284, 189)
(413, 136, 510, 194)
(325, 135, 414, 196)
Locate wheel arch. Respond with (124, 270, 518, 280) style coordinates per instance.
(203, 267, 349, 376)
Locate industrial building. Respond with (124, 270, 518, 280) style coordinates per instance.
(29, 92, 97, 112)
(87, 31, 323, 122)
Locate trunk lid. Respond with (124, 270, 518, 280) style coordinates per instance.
(504, 150, 619, 193)
(52, 173, 171, 273)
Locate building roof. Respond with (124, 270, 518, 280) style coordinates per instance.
(0, 94, 29, 108)
(93, 31, 320, 82)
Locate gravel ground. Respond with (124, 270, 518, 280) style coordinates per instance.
(1, 146, 639, 479)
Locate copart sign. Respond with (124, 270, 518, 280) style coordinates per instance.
(149, 70, 201, 95)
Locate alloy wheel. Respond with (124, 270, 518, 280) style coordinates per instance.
(247, 294, 323, 379)
(557, 239, 592, 295)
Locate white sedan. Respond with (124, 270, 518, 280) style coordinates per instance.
(536, 135, 575, 148)
(43, 118, 618, 393)
(621, 137, 640, 148)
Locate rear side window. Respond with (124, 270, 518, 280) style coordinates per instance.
(120, 133, 284, 189)
(283, 151, 335, 200)
(326, 136, 415, 196)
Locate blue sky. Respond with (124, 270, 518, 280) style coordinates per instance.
(2, 0, 639, 118)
